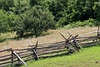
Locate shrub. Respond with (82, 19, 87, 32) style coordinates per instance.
(14, 5, 56, 37)
(64, 18, 99, 29)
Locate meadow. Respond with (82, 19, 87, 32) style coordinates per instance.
(21, 45, 100, 67)
(0, 27, 97, 50)
(0, 27, 99, 67)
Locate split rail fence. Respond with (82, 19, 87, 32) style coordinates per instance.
(0, 31, 100, 67)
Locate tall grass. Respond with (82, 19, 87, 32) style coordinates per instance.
(0, 32, 16, 43)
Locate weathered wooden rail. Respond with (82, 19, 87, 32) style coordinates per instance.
(0, 48, 36, 67)
(0, 30, 100, 67)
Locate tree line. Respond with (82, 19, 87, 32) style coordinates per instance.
(0, 0, 100, 37)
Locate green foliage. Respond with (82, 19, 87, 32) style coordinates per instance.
(94, 1, 100, 22)
(12, 0, 30, 14)
(14, 5, 56, 37)
(42, 0, 68, 21)
(44, 0, 100, 27)
(30, 0, 39, 6)
(64, 18, 99, 29)
(0, 10, 16, 33)
(0, 0, 100, 37)
(0, 0, 14, 11)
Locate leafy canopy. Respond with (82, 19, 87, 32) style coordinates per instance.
(14, 5, 56, 37)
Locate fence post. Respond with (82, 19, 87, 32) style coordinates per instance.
(13, 51, 28, 67)
(32, 49, 39, 60)
(27, 40, 39, 60)
(10, 48, 13, 67)
(59, 32, 71, 49)
(68, 32, 82, 49)
(93, 23, 100, 42)
(33, 41, 39, 60)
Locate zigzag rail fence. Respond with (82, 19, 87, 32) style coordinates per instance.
(0, 31, 100, 67)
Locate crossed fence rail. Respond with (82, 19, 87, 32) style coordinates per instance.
(0, 31, 100, 67)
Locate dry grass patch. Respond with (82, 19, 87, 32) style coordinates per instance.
(0, 27, 97, 51)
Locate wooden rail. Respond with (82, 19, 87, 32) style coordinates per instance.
(13, 51, 28, 67)
(0, 48, 36, 67)
(0, 31, 100, 67)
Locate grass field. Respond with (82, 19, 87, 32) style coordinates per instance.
(21, 45, 100, 67)
(0, 27, 97, 50)
(0, 27, 99, 67)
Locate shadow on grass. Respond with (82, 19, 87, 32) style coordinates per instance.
(40, 44, 100, 60)
(0, 32, 52, 43)
(83, 42, 100, 48)
(39, 52, 76, 60)
(0, 37, 17, 43)
(10, 44, 100, 67)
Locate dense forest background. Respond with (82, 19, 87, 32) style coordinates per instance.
(0, 0, 100, 37)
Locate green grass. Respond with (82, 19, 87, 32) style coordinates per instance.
(21, 45, 100, 67)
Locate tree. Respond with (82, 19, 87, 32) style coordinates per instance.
(30, 0, 37, 6)
(0, 10, 16, 33)
(43, 0, 68, 21)
(94, 1, 100, 22)
(14, 5, 56, 37)
(12, 0, 30, 14)
(56, 0, 100, 27)
(0, 0, 14, 11)
(30, 0, 42, 7)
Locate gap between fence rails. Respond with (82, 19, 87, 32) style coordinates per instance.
(0, 30, 99, 67)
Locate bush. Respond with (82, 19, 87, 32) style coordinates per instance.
(64, 18, 99, 29)
(14, 5, 56, 37)
(0, 10, 16, 33)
